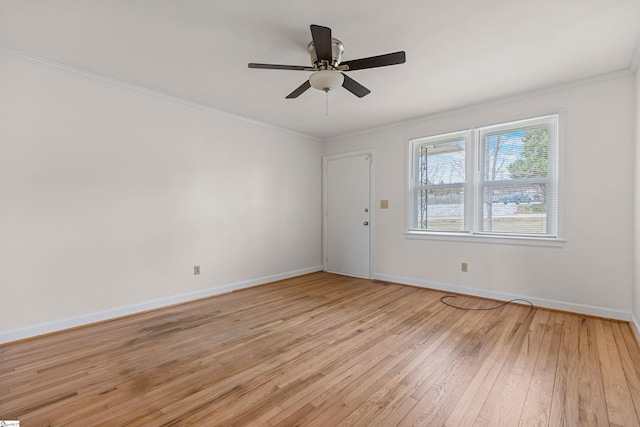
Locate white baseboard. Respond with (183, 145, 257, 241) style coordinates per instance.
(0, 266, 322, 345)
(631, 313, 640, 342)
(373, 273, 631, 321)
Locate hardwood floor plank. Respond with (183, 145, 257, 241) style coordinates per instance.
(614, 322, 640, 420)
(441, 304, 526, 426)
(518, 310, 563, 426)
(398, 309, 509, 426)
(1, 272, 639, 426)
(578, 317, 608, 425)
(441, 306, 536, 426)
(595, 319, 639, 426)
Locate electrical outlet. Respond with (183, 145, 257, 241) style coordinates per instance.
(461, 262, 468, 272)
(194, 265, 200, 275)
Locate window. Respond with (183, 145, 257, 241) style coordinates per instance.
(412, 131, 469, 232)
(408, 115, 560, 241)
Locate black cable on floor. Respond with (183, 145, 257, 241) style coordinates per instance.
(440, 295, 534, 311)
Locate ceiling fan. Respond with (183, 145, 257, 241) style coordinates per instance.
(248, 25, 406, 99)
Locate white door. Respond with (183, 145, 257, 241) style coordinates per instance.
(324, 152, 372, 278)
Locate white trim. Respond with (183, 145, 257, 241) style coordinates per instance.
(373, 273, 631, 321)
(324, 69, 633, 143)
(0, 47, 320, 142)
(630, 34, 640, 72)
(0, 266, 322, 345)
(404, 231, 565, 247)
(3, 47, 632, 144)
(369, 152, 375, 280)
(632, 313, 640, 343)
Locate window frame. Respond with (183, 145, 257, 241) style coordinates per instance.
(406, 114, 563, 246)
(409, 130, 471, 234)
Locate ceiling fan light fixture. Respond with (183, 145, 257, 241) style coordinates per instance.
(309, 70, 344, 92)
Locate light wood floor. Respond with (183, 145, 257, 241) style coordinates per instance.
(2, 272, 640, 426)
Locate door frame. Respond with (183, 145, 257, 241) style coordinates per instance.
(322, 150, 375, 279)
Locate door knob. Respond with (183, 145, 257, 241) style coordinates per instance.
(363, 221, 369, 226)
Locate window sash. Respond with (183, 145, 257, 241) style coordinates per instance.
(476, 116, 557, 237)
(410, 132, 469, 232)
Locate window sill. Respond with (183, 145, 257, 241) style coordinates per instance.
(405, 231, 565, 247)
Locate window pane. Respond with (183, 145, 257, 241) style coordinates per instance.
(416, 187, 465, 231)
(418, 140, 465, 186)
(415, 138, 466, 231)
(481, 185, 547, 234)
(483, 126, 548, 183)
(481, 125, 551, 235)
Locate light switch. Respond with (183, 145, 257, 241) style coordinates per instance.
(380, 200, 389, 209)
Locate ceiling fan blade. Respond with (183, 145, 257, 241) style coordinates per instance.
(286, 80, 311, 99)
(248, 63, 310, 71)
(341, 51, 406, 71)
(341, 74, 371, 98)
(310, 25, 333, 62)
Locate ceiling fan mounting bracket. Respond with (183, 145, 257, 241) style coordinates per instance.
(308, 38, 344, 70)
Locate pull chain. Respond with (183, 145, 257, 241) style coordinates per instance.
(325, 91, 329, 116)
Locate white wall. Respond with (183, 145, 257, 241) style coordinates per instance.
(1, 51, 635, 344)
(0, 53, 322, 340)
(324, 73, 636, 319)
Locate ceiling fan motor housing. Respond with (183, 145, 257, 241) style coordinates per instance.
(308, 38, 344, 69)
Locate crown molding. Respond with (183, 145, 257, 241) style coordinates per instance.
(0, 47, 320, 142)
(324, 68, 633, 143)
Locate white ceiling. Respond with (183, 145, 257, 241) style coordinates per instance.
(1, 0, 639, 139)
